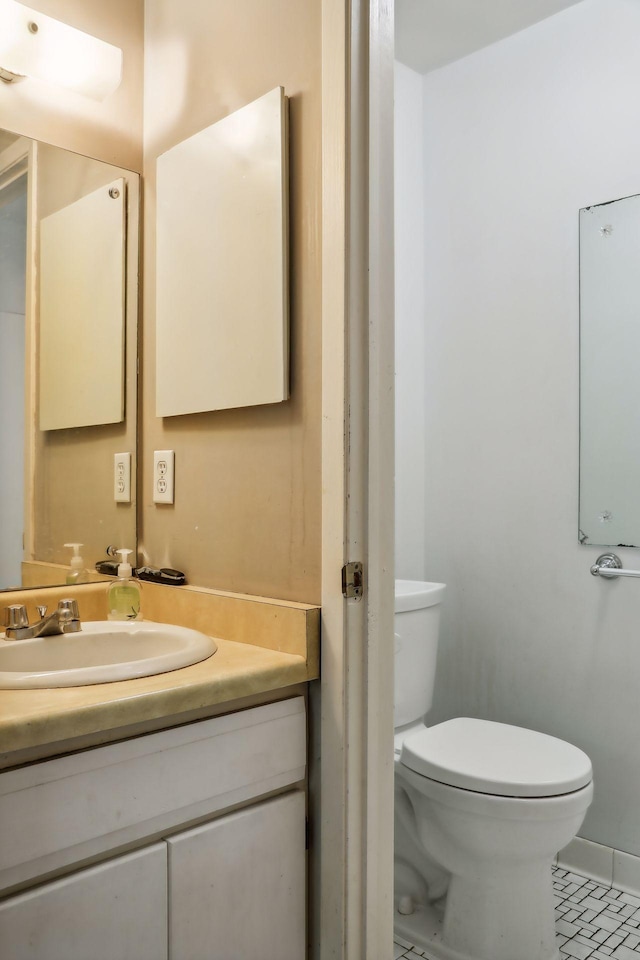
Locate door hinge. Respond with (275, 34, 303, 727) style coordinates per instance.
(342, 561, 364, 600)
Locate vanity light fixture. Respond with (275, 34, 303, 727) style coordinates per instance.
(0, 0, 122, 100)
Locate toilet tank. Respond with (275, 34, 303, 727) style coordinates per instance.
(394, 580, 446, 729)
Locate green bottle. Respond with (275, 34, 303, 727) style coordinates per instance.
(107, 549, 142, 621)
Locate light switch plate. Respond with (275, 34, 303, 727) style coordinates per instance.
(114, 452, 131, 502)
(153, 450, 175, 504)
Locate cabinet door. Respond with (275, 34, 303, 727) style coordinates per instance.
(168, 791, 305, 960)
(0, 844, 167, 960)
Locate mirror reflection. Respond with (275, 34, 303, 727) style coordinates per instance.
(0, 130, 138, 591)
(579, 192, 640, 547)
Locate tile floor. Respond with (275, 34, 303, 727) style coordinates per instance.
(392, 865, 640, 960)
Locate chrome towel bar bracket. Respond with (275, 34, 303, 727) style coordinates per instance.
(590, 553, 640, 579)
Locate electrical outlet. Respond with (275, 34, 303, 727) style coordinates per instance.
(153, 450, 175, 504)
(114, 452, 131, 503)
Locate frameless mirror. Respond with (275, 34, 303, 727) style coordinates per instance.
(155, 86, 289, 417)
(579, 192, 640, 547)
(0, 130, 138, 591)
(39, 177, 127, 432)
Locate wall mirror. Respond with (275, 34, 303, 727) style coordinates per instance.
(155, 86, 289, 417)
(579, 192, 640, 547)
(0, 129, 139, 592)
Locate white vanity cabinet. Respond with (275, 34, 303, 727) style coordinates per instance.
(0, 845, 168, 960)
(169, 792, 305, 960)
(0, 697, 306, 960)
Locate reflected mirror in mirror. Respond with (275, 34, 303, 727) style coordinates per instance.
(579, 192, 640, 547)
(0, 130, 139, 591)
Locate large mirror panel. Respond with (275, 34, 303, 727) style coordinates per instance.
(579, 193, 640, 547)
(0, 131, 138, 591)
(155, 87, 289, 418)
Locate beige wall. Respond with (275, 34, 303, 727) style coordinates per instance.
(2, 0, 322, 604)
(0, 0, 143, 172)
(141, 0, 322, 603)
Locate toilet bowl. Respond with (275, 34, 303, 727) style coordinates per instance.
(394, 581, 593, 960)
(394, 717, 592, 960)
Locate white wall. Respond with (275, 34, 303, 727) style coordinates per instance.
(395, 62, 427, 579)
(141, 0, 323, 602)
(414, 0, 640, 854)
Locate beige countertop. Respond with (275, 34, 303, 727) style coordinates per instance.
(0, 582, 320, 768)
(0, 638, 312, 760)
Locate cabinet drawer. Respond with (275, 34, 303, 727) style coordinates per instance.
(0, 697, 305, 893)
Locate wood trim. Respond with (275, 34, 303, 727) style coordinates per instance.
(345, 0, 367, 955)
(365, 0, 396, 953)
(0, 137, 29, 180)
(23, 140, 38, 568)
(317, 0, 349, 953)
(316, 0, 395, 956)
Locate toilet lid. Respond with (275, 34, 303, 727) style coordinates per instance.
(399, 718, 592, 798)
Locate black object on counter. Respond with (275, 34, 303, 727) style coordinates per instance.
(135, 566, 187, 586)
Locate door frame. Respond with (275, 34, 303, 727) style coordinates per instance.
(315, 0, 395, 956)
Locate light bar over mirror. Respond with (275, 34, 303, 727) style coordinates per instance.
(0, 0, 122, 101)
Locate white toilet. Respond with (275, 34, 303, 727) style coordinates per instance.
(394, 580, 593, 960)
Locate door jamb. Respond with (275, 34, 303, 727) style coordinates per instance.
(315, 0, 395, 956)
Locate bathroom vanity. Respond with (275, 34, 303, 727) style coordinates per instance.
(0, 699, 306, 959)
(0, 581, 319, 960)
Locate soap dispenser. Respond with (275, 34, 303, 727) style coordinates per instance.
(64, 543, 87, 585)
(107, 549, 142, 621)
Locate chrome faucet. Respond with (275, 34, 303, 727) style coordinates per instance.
(3, 599, 81, 641)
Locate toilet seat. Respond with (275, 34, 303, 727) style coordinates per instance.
(400, 717, 592, 798)
(394, 721, 425, 757)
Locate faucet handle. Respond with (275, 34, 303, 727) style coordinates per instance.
(58, 598, 80, 620)
(5, 605, 28, 630)
(36, 605, 47, 619)
(57, 598, 81, 634)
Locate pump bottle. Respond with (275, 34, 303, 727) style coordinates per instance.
(64, 543, 87, 585)
(107, 549, 142, 621)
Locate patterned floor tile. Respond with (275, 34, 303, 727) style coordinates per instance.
(392, 866, 640, 960)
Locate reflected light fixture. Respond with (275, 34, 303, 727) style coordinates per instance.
(0, 0, 122, 100)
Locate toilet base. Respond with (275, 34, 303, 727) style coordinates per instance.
(394, 898, 561, 960)
(394, 762, 592, 960)
(394, 896, 447, 956)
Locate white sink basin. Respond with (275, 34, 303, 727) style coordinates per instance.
(0, 620, 217, 689)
